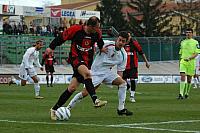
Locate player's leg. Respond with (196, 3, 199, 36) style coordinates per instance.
(46, 73, 49, 87)
(128, 68, 138, 102)
(67, 85, 101, 110)
(178, 72, 185, 99)
(195, 68, 200, 87)
(193, 67, 199, 88)
(112, 76, 133, 116)
(50, 72, 53, 87)
(45, 65, 50, 87)
(178, 63, 187, 99)
(122, 70, 130, 90)
(78, 65, 107, 107)
(26, 67, 43, 99)
(31, 75, 44, 99)
(184, 63, 195, 99)
(197, 75, 200, 87)
(9, 65, 26, 86)
(52, 77, 79, 110)
(67, 73, 104, 110)
(185, 75, 192, 99)
(50, 65, 55, 87)
(50, 77, 79, 120)
(193, 74, 198, 88)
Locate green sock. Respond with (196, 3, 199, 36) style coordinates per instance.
(180, 82, 185, 96)
(185, 83, 191, 95)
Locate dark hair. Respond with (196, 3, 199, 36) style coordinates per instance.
(86, 16, 100, 27)
(118, 31, 129, 40)
(186, 28, 193, 33)
(33, 40, 43, 46)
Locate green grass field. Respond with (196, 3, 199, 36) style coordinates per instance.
(0, 83, 200, 133)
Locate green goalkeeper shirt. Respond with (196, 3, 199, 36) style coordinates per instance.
(179, 38, 199, 61)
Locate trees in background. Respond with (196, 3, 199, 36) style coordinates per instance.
(96, 0, 128, 31)
(96, 0, 173, 36)
(126, 0, 172, 36)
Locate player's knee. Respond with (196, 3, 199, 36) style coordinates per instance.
(37, 77, 40, 82)
(21, 81, 26, 86)
(84, 72, 92, 79)
(119, 81, 127, 89)
(68, 86, 77, 92)
(82, 89, 89, 97)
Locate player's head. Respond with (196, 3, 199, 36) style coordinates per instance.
(185, 28, 193, 39)
(34, 40, 44, 50)
(85, 16, 100, 33)
(115, 31, 129, 50)
(45, 48, 52, 55)
(127, 31, 132, 43)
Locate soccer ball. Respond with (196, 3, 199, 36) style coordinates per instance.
(55, 107, 71, 121)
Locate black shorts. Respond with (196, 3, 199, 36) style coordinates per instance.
(45, 65, 55, 73)
(72, 69, 85, 83)
(123, 68, 138, 79)
(70, 57, 88, 70)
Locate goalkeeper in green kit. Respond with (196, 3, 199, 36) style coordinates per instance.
(178, 28, 199, 99)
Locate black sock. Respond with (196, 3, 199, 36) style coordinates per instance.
(52, 89, 73, 110)
(46, 76, 49, 85)
(130, 80, 136, 91)
(127, 81, 130, 90)
(85, 78, 97, 104)
(51, 76, 53, 84)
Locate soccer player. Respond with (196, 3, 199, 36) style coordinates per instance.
(49, 16, 107, 120)
(178, 28, 199, 99)
(67, 31, 133, 116)
(41, 48, 56, 87)
(193, 53, 200, 88)
(8, 40, 44, 99)
(123, 32, 150, 102)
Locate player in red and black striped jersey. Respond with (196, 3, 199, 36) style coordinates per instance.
(41, 48, 56, 87)
(123, 32, 150, 103)
(48, 16, 107, 120)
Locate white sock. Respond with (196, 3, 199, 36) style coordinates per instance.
(67, 92, 83, 110)
(34, 83, 40, 96)
(130, 91, 135, 97)
(118, 82, 127, 110)
(13, 78, 21, 86)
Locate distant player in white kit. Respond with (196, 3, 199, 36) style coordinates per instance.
(67, 31, 133, 116)
(9, 40, 44, 99)
(193, 54, 200, 88)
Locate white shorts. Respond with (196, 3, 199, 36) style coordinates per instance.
(92, 70, 119, 87)
(19, 64, 37, 80)
(195, 67, 200, 75)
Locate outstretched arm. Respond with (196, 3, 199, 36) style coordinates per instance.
(141, 53, 150, 68)
(49, 33, 65, 50)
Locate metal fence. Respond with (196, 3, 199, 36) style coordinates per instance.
(1, 35, 200, 65)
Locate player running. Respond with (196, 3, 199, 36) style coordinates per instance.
(49, 16, 107, 120)
(67, 31, 133, 116)
(8, 40, 44, 99)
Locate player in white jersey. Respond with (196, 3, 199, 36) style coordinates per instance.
(67, 31, 133, 116)
(9, 40, 44, 99)
(193, 54, 200, 88)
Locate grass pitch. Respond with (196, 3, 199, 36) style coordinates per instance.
(0, 83, 200, 133)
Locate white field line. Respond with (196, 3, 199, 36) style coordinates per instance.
(117, 119, 200, 126)
(0, 119, 200, 133)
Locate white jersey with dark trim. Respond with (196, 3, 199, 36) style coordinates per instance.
(21, 47, 42, 69)
(92, 40, 127, 74)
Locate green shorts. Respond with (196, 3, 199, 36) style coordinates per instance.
(179, 59, 195, 76)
